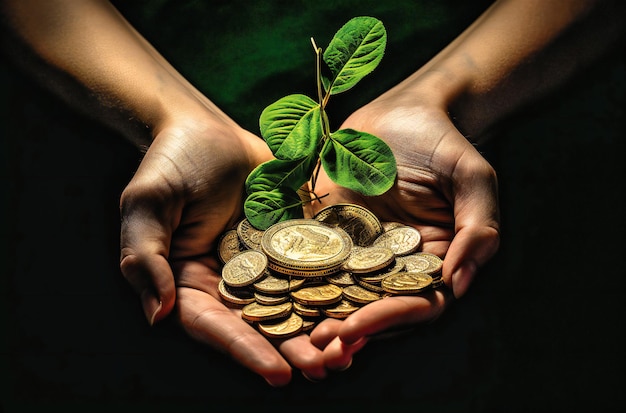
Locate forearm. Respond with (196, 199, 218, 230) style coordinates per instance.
(1, 0, 226, 148)
(389, 0, 624, 143)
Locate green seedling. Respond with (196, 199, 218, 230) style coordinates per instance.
(244, 16, 397, 230)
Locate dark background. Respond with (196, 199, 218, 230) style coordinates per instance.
(1, 1, 624, 412)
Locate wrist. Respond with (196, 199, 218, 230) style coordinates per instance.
(152, 94, 273, 173)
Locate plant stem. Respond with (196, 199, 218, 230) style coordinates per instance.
(310, 157, 322, 192)
(307, 191, 329, 205)
(311, 38, 324, 109)
(310, 37, 332, 198)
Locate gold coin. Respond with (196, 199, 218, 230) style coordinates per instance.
(217, 229, 243, 264)
(323, 299, 361, 319)
(256, 271, 307, 291)
(342, 284, 381, 304)
(290, 283, 343, 306)
(221, 250, 268, 287)
(325, 271, 356, 287)
(258, 313, 303, 339)
(292, 301, 322, 318)
(253, 272, 290, 294)
(301, 318, 318, 332)
(372, 226, 422, 256)
(381, 221, 406, 232)
(342, 246, 395, 274)
(217, 279, 256, 306)
(237, 218, 264, 251)
(261, 219, 352, 273)
(354, 277, 385, 293)
(301, 276, 327, 285)
(267, 263, 344, 278)
(254, 291, 290, 305)
(357, 258, 405, 283)
(381, 272, 433, 295)
(288, 276, 306, 290)
(241, 301, 293, 323)
(405, 252, 443, 275)
(313, 203, 383, 247)
(431, 277, 446, 289)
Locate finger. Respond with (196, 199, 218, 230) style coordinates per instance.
(120, 253, 176, 325)
(277, 334, 327, 382)
(338, 291, 450, 345)
(177, 286, 293, 387)
(444, 225, 500, 297)
(322, 336, 368, 371)
(445, 150, 500, 298)
(309, 318, 343, 349)
(120, 187, 178, 325)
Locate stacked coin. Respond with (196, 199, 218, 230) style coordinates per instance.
(216, 203, 445, 339)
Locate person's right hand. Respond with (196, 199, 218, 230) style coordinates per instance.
(118, 111, 328, 386)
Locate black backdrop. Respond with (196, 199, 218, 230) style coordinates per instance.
(2, 1, 624, 412)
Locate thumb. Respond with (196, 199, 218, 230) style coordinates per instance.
(121, 252, 177, 325)
(443, 151, 500, 298)
(119, 186, 178, 325)
(444, 225, 499, 298)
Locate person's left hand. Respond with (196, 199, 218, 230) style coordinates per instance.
(305, 97, 500, 371)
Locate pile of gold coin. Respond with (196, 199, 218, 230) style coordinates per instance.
(217, 203, 444, 339)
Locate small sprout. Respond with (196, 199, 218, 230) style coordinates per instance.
(244, 16, 397, 230)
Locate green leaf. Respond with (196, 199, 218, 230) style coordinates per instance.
(244, 188, 304, 230)
(245, 156, 318, 194)
(321, 75, 331, 94)
(320, 128, 396, 196)
(323, 16, 386, 95)
(259, 94, 322, 160)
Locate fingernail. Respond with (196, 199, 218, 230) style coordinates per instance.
(452, 261, 477, 298)
(264, 376, 289, 387)
(149, 301, 163, 326)
(301, 372, 320, 383)
(265, 377, 279, 387)
(337, 358, 352, 372)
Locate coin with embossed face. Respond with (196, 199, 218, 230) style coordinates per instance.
(253, 272, 290, 294)
(357, 258, 405, 283)
(342, 245, 395, 274)
(381, 271, 433, 294)
(301, 318, 318, 332)
(431, 277, 445, 289)
(354, 277, 385, 293)
(261, 219, 352, 276)
(217, 229, 243, 264)
(342, 284, 382, 304)
(381, 221, 406, 232)
(257, 313, 304, 339)
(401, 252, 443, 275)
(313, 203, 383, 247)
(325, 271, 356, 287)
(323, 299, 361, 319)
(237, 218, 264, 251)
(241, 301, 293, 323)
(217, 279, 256, 306)
(292, 301, 322, 318)
(290, 283, 343, 306)
(253, 291, 290, 306)
(221, 250, 268, 287)
(373, 226, 422, 256)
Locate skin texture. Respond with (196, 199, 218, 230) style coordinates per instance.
(1, 0, 623, 385)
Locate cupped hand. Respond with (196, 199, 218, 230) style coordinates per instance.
(307, 97, 500, 370)
(118, 114, 327, 386)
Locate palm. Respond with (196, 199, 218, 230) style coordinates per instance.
(313, 105, 484, 252)
(307, 103, 500, 368)
(119, 119, 326, 385)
